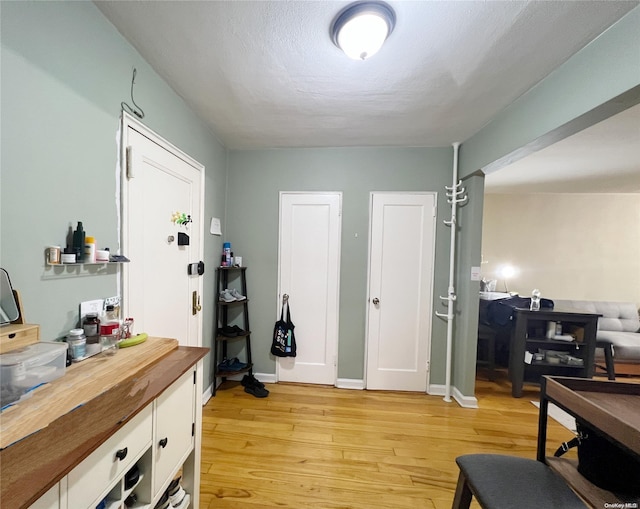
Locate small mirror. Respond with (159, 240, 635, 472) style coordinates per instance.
(0, 268, 20, 324)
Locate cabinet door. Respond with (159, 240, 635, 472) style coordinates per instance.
(67, 406, 152, 509)
(153, 369, 195, 495)
(29, 483, 59, 509)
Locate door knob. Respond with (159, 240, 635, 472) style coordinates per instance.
(372, 298, 380, 305)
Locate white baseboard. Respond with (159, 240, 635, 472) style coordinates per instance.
(427, 383, 446, 396)
(254, 372, 277, 384)
(427, 384, 478, 408)
(204, 373, 275, 403)
(208, 376, 476, 407)
(453, 387, 478, 408)
(202, 384, 213, 405)
(336, 378, 365, 390)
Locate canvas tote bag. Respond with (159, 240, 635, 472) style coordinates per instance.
(271, 300, 296, 357)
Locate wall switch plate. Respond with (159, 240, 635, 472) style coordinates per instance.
(80, 299, 104, 321)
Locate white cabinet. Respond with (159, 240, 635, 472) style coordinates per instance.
(32, 362, 203, 509)
(153, 369, 195, 498)
(29, 483, 59, 509)
(67, 406, 152, 509)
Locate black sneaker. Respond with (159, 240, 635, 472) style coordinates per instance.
(167, 476, 181, 496)
(244, 383, 269, 398)
(230, 325, 248, 335)
(154, 491, 169, 509)
(241, 374, 266, 389)
(218, 326, 237, 337)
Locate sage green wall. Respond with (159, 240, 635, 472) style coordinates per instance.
(0, 1, 225, 387)
(225, 148, 453, 382)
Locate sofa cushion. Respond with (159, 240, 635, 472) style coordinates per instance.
(596, 330, 640, 361)
(554, 300, 640, 333)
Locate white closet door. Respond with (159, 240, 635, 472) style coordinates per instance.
(277, 192, 342, 385)
(366, 192, 436, 391)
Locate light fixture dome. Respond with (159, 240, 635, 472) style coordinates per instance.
(331, 1, 396, 61)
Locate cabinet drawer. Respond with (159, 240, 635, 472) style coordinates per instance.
(154, 369, 195, 495)
(68, 405, 152, 509)
(0, 324, 39, 354)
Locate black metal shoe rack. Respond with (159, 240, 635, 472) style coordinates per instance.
(213, 266, 253, 396)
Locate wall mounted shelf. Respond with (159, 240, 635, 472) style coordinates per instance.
(42, 261, 127, 280)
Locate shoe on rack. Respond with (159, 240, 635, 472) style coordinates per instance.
(169, 487, 186, 507)
(218, 357, 247, 372)
(230, 325, 247, 335)
(217, 358, 231, 371)
(168, 483, 186, 507)
(167, 475, 181, 496)
(226, 357, 247, 371)
(219, 289, 236, 302)
(218, 325, 238, 337)
(154, 491, 170, 509)
(172, 493, 190, 509)
(229, 288, 246, 301)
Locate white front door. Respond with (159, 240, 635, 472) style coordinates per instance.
(366, 193, 436, 391)
(277, 192, 342, 385)
(121, 115, 204, 347)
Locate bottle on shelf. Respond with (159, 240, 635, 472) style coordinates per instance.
(530, 289, 541, 311)
(103, 304, 119, 323)
(72, 222, 85, 262)
(82, 313, 101, 345)
(84, 236, 96, 264)
(223, 242, 231, 267)
(67, 328, 87, 361)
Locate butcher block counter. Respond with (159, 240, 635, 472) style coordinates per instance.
(0, 337, 208, 508)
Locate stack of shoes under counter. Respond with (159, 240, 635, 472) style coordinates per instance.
(153, 469, 190, 509)
(242, 373, 269, 398)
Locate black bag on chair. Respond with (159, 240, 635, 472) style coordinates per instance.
(271, 300, 296, 357)
(554, 420, 640, 495)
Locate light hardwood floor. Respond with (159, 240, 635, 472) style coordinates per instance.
(200, 373, 580, 509)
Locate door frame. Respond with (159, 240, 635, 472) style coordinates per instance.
(275, 191, 342, 384)
(364, 191, 437, 391)
(120, 112, 206, 346)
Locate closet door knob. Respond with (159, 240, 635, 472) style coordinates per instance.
(115, 447, 128, 461)
(159, 437, 168, 448)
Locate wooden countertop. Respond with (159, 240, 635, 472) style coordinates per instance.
(0, 337, 208, 508)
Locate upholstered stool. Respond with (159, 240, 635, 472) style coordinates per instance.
(452, 454, 586, 509)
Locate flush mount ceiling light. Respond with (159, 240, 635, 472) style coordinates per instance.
(331, 1, 396, 61)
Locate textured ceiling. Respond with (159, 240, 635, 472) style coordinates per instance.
(95, 0, 639, 192)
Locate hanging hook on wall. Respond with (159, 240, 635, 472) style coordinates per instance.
(121, 68, 145, 119)
(283, 294, 289, 304)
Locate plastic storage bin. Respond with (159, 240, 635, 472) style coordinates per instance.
(1, 341, 68, 407)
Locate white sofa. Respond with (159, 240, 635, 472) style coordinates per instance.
(554, 300, 640, 376)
